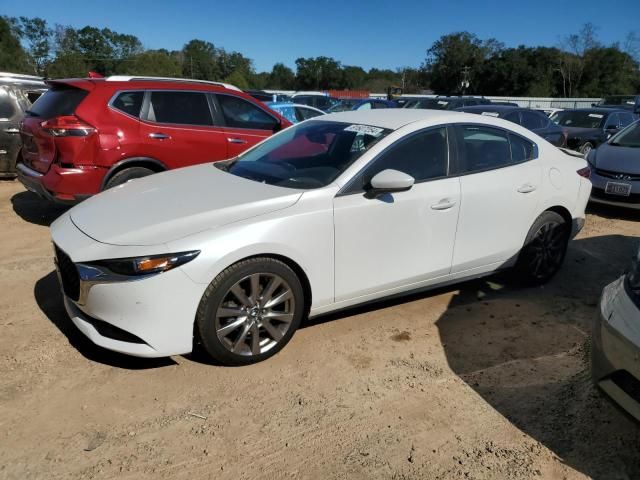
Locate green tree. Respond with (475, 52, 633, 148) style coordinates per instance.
(268, 63, 295, 89)
(182, 39, 220, 80)
(0, 17, 30, 73)
(341, 65, 367, 89)
(295, 56, 343, 90)
(224, 69, 249, 90)
(580, 46, 640, 96)
(119, 49, 182, 77)
(11, 17, 52, 75)
(47, 52, 89, 78)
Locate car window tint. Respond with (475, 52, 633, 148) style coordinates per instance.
(28, 86, 88, 119)
(503, 111, 520, 124)
(149, 91, 212, 125)
(112, 91, 144, 117)
(605, 113, 619, 129)
(460, 126, 512, 172)
(521, 111, 546, 129)
(620, 113, 635, 127)
(509, 134, 535, 163)
(218, 95, 277, 130)
(295, 107, 322, 122)
(359, 127, 448, 187)
(0, 95, 15, 119)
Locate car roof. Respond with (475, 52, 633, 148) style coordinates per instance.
(458, 105, 522, 113)
(319, 109, 482, 130)
(559, 108, 627, 114)
(47, 77, 240, 93)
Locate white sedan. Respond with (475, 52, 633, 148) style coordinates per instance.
(50, 110, 592, 365)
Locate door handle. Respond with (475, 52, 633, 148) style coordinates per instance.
(4, 128, 19, 134)
(227, 137, 247, 144)
(148, 132, 170, 139)
(517, 184, 537, 194)
(430, 199, 457, 210)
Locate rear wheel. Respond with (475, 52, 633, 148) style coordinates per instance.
(196, 258, 305, 365)
(104, 167, 155, 189)
(514, 211, 569, 285)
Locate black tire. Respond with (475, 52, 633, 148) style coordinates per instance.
(196, 257, 305, 366)
(513, 211, 570, 285)
(104, 167, 155, 189)
(579, 142, 594, 157)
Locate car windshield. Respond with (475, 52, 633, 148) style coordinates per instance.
(610, 121, 640, 148)
(550, 111, 604, 128)
(327, 99, 359, 113)
(225, 120, 391, 189)
(404, 98, 445, 110)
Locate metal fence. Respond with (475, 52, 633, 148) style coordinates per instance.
(485, 96, 601, 109)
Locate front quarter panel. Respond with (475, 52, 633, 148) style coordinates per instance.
(169, 187, 337, 311)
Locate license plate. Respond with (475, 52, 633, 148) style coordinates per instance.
(605, 181, 632, 196)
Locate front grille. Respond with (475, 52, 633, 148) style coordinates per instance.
(591, 187, 640, 204)
(609, 370, 640, 403)
(595, 168, 640, 181)
(54, 244, 80, 301)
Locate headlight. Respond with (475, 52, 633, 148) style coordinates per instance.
(92, 251, 200, 276)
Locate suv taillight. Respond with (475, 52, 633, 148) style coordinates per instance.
(577, 166, 591, 179)
(41, 115, 95, 137)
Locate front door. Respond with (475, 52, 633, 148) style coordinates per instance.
(333, 126, 460, 302)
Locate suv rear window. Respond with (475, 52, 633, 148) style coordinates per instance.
(27, 86, 88, 119)
(112, 91, 144, 117)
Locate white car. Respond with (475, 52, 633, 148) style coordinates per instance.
(50, 110, 592, 365)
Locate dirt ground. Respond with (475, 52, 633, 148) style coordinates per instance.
(1, 179, 639, 480)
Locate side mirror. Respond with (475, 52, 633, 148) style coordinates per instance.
(366, 169, 414, 198)
(605, 125, 618, 132)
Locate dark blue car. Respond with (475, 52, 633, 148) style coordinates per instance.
(328, 98, 397, 113)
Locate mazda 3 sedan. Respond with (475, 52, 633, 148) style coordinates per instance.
(50, 110, 592, 365)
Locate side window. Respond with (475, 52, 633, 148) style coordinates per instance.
(355, 102, 372, 111)
(509, 134, 535, 163)
(521, 111, 547, 130)
(112, 91, 144, 117)
(148, 91, 213, 125)
(0, 97, 16, 119)
(503, 111, 521, 124)
(350, 127, 448, 192)
(295, 107, 323, 122)
(217, 95, 277, 130)
(459, 126, 511, 173)
(620, 113, 635, 128)
(605, 113, 619, 129)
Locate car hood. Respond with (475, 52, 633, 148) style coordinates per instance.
(593, 143, 640, 174)
(69, 163, 303, 246)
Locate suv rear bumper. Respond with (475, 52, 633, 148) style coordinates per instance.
(16, 162, 102, 204)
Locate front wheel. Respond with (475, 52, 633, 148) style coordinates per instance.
(196, 258, 305, 365)
(514, 211, 569, 285)
(579, 142, 594, 157)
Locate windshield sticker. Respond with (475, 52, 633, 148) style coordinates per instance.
(437, 101, 449, 106)
(343, 124, 384, 137)
(627, 101, 635, 105)
(588, 114, 603, 118)
(480, 111, 500, 117)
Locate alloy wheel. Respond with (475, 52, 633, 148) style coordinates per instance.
(527, 222, 567, 280)
(214, 273, 295, 356)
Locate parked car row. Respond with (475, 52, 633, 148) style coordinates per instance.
(4, 73, 640, 423)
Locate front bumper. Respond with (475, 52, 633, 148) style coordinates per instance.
(589, 171, 640, 209)
(52, 215, 208, 358)
(592, 277, 640, 421)
(16, 161, 103, 204)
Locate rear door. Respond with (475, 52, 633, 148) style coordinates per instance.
(451, 124, 542, 273)
(214, 93, 280, 157)
(139, 90, 228, 169)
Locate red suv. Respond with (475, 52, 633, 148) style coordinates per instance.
(17, 76, 292, 203)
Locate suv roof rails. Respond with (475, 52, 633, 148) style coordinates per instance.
(105, 75, 241, 91)
(0, 72, 46, 86)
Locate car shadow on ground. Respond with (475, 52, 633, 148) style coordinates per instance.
(35, 270, 176, 369)
(435, 234, 640, 479)
(11, 190, 69, 227)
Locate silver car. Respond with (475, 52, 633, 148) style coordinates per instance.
(592, 245, 640, 420)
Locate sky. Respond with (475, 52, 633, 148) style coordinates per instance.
(3, 0, 639, 72)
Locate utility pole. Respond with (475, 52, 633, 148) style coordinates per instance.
(460, 66, 470, 95)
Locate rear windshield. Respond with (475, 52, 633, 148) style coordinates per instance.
(550, 111, 605, 129)
(27, 86, 88, 119)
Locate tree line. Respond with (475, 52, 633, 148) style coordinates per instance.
(1, 16, 638, 96)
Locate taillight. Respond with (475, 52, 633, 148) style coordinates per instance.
(577, 166, 591, 179)
(41, 115, 95, 137)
